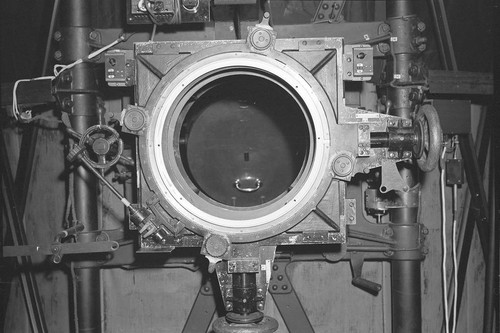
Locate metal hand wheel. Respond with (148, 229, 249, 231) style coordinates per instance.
(413, 104, 442, 172)
(79, 125, 123, 169)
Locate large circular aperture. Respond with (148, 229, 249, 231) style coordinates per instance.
(176, 74, 310, 207)
(143, 49, 335, 240)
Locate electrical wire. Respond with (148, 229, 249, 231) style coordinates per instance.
(440, 145, 450, 333)
(451, 136, 459, 333)
(53, 35, 127, 76)
(12, 35, 129, 122)
(12, 77, 55, 120)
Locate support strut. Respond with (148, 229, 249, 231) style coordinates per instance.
(59, 1, 100, 332)
(386, 1, 422, 332)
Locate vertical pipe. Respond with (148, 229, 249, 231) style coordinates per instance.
(59, 1, 100, 332)
(386, 1, 421, 332)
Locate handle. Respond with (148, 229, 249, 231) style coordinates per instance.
(234, 177, 262, 193)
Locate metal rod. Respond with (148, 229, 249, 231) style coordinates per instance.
(314, 207, 340, 232)
(60, 0, 101, 331)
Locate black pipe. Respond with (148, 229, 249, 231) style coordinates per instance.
(232, 273, 258, 315)
(60, 0, 100, 332)
(386, 1, 422, 332)
(391, 260, 421, 331)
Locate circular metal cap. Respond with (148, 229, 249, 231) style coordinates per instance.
(92, 138, 110, 155)
(124, 108, 146, 131)
(205, 234, 230, 257)
(332, 154, 353, 177)
(250, 29, 272, 50)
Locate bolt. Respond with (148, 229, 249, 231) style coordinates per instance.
(334, 3, 340, 9)
(418, 44, 426, 52)
(417, 22, 426, 32)
(277, 275, 283, 281)
(347, 57, 352, 62)
(322, 3, 329, 9)
(226, 302, 233, 310)
(257, 288, 263, 294)
(403, 186, 409, 192)
(282, 285, 288, 290)
(422, 247, 429, 255)
(62, 98, 74, 110)
(349, 216, 354, 221)
(89, 31, 99, 40)
(363, 167, 370, 174)
(388, 152, 395, 158)
(302, 40, 307, 45)
(409, 65, 419, 76)
(257, 303, 264, 310)
(204, 286, 210, 292)
(272, 285, 278, 291)
(53, 31, 62, 42)
(384, 228, 394, 237)
(54, 50, 62, 61)
(421, 227, 429, 235)
(318, 13, 324, 20)
(384, 250, 394, 257)
(380, 23, 390, 33)
(347, 72, 352, 76)
(349, 202, 354, 207)
(273, 264, 278, 271)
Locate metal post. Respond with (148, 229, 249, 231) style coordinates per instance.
(59, 1, 100, 332)
(386, 1, 422, 332)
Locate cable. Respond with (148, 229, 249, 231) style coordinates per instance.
(440, 145, 449, 333)
(451, 136, 459, 333)
(12, 35, 129, 122)
(12, 77, 55, 121)
(53, 35, 127, 76)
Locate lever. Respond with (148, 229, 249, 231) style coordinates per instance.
(350, 252, 382, 295)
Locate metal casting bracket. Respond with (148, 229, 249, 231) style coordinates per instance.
(380, 160, 410, 193)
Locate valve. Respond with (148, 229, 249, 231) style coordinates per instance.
(79, 125, 124, 169)
(413, 104, 442, 172)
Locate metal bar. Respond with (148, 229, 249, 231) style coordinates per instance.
(0, 131, 48, 333)
(60, 0, 101, 331)
(461, 134, 489, 255)
(453, 133, 489, 325)
(483, 135, 496, 333)
(435, 0, 457, 70)
(427, 70, 494, 95)
(313, 207, 340, 232)
(270, 261, 314, 333)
